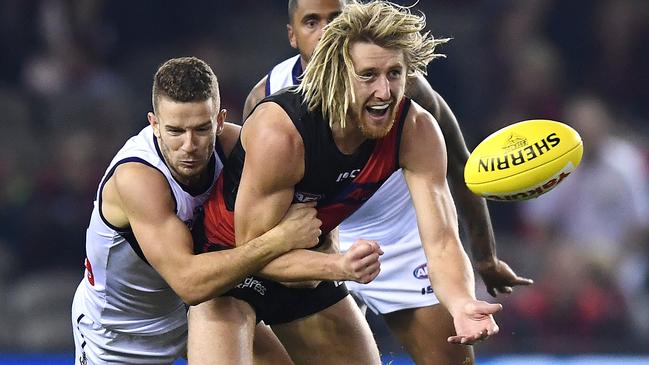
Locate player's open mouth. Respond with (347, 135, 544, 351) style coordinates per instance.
(366, 103, 390, 118)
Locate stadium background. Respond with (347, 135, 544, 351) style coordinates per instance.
(0, 0, 647, 363)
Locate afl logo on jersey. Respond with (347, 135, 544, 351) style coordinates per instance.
(294, 191, 323, 203)
(412, 263, 428, 279)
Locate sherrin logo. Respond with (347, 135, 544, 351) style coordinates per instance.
(464, 119, 583, 202)
(478, 132, 560, 172)
(501, 133, 528, 152)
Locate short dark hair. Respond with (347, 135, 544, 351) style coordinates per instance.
(289, 0, 347, 23)
(152, 56, 220, 113)
(288, 0, 299, 23)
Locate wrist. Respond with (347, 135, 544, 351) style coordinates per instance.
(324, 253, 345, 281)
(445, 297, 475, 319)
(473, 256, 497, 270)
(262, 227, 292, 254)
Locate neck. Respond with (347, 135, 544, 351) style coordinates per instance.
(175, 171, 204, 188)
(331, 119, 366, 155)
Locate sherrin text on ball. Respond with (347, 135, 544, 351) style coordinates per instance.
(464, 119, 583, 201)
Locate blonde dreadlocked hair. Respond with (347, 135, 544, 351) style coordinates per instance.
(296, 1, 448, 129)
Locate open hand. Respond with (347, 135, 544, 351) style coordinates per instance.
(447, 300, 502, 345)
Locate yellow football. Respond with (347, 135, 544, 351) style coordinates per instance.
(464, 119, 583, 201)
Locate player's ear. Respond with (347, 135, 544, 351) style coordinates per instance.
(147, 112, 161, 138)
(216, 109, 227, 136)
(288, 24, 298, 49)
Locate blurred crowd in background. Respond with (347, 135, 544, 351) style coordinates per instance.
(0, 0, 647, 357)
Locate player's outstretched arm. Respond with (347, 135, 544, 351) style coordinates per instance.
(407, 75, 533, 296)
(400, 103, 501, 345)
(109, 162, 320, 306)
(235, 102, 382, 283)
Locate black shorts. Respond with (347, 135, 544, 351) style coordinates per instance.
(224, 275, 349, 325)
(200, 242, 349, 326)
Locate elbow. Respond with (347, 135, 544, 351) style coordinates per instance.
(173, 283, 208, 306)
(171, 275, 218, 306)
(178, 288, 207, 306)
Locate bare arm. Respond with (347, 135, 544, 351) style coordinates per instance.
(242, 76, 268, 121)
(107, 162, 318, 306)
(234, 102, 381, 283)
(400, 103, 501, 344)
(399, 104, 476, 313)
(407, 75, 533, 296)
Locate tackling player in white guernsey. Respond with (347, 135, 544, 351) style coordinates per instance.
(243, 1, 534, 364)
(71, 57, 322, 365)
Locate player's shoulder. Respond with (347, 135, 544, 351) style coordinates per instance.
(219, 122, 242, 157)
(405, 74, 443, 120)
(247, 101, 297, 136)
(244, 75, 269, 120)
(401, 98, 444, 149)
(243, 100, 302, 151)
(106, 161, 175, 218)
(241, 101, 304, 177)
(406, 98, 438, 128)
(113, 162, 168, 192)
(250, 75, 268, 94)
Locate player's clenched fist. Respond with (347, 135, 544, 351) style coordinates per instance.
(273, 202, 322, 250)
(339, 239, 383, 284)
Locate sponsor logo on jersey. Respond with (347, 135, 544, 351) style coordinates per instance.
(294, 191, 323, 203)
(412, 263, 428, 279)
(236, 276, 267, 296)
(336, 168, 361, 182)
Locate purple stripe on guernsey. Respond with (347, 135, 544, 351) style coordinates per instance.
(266, 56, 303, 96)
(291, 57, 303, 88)
(265, 69, 271, 96)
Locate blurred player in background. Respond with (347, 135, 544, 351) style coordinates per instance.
(71, 57, 322, 365)
(243, 0, 533, 363)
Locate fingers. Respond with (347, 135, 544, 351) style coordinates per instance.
(356, 262, 380, 284)
(447, 325, 499, 345)
(293, 201, 317, 208)
(488, 286, 512, 296)
(513, 276, 534, 286)
(349, 239, 381, 258)
(352, 251, 381, 283)
(487, 287, 496, 298)
(486, 276, 534, 297)
(465, 301, 503, 318)
(341, 239, 383, 283)
(474, 302, 503, 315)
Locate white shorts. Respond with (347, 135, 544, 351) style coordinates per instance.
(339, 170, 439, 315)
(71, 286, 187, 365)
(344, 238, 439, 315)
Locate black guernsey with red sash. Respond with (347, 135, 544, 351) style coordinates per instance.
(202, 87, 411, 249)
